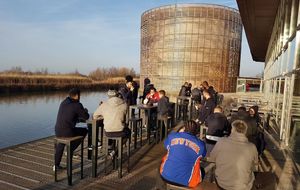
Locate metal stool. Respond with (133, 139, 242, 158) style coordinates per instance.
(157, 116, 172, 142)
(129, 117, 143, 149)
(54, 136, 84, 186)
(104, 135, 130, 178)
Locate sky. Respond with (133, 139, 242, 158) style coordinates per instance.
(0, 0, 264, 77)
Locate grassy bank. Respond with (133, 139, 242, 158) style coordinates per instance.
(0, 74, 127, 93)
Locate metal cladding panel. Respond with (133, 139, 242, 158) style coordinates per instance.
(140, 4, 242, 93)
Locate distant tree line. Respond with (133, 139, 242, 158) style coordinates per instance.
(1, 66, 86, 77)
(88, 67, 137, 81)
(1, 66, 138, 81)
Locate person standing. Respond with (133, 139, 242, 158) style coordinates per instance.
(54, 88, 89, 170)
(210, 120, 258, 190)
(119, 75, 138, 106)
(196, 90, 215, 124)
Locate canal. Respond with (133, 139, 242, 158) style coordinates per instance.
(0, 91, 107, 149)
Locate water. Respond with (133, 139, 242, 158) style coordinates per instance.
(0, 91, 107, 149)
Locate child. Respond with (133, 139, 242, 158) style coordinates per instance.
(157, 90, 170, 118)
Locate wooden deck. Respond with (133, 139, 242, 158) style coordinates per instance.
(0, 120, 299, 189)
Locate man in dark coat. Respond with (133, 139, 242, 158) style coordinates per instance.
(230, 106, 258, 144)
(205, 106, 231, 138)
(119, 76, 137, 106)
(179, 82, 190, 97)
(202, 81, 217, 105)
(54, 88, 89, 170)
(196, 90, 216, 124)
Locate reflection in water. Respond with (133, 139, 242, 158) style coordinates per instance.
(0, 91, 107, 149)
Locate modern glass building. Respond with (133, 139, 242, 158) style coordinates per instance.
(140, 4, 242, 94)
(237, 0, 300, 160)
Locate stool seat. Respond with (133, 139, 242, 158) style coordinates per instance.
(166, 181, 219, 190)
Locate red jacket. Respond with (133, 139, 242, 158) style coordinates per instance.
(146, 92, 160, 103)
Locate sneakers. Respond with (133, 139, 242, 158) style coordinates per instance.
(53, 165, 65, 172)
(64, 151, 80, 159)
(109, 150, 116, 158)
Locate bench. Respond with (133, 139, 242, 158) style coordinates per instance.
(166, 181, 220, 190)
(54, 136, 84, 186)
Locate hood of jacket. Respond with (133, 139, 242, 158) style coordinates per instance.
(107, 97, 125, 107)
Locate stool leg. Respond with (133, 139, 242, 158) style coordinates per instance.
(54, 141, 58, 182)
(134, 122, 137, 149)
(164, 119, 168, 140)
(104, 137, 108, 175)
(80, 140, 83, 179)
(67, 144, 73, 186)
(127, 136, 130, 173)
(140, 121, 143, 147)
(113, 141, 117, 170)
(118, 139, 123, 178)
(159, 120, 163, 142)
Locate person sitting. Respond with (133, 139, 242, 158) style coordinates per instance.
(141, 77, 154, 101)
(143, 87, 160, 105)
(54, 88, 89, 170)
(249, 105, 261, 126)
(160, 120, 207, 188)
(93, 90, 130, 152)
(210, 120, 258, 190)
(249, 106, 266, 155)
(157, 90, 170, 119)
(196, 90, 216, 124)
(205, 106, 231, 142)
(230, 106, 258, 144)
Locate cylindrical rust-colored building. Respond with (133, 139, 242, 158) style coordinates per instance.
(140, 4, 242, 94)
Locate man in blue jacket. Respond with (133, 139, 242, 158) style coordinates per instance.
(54, 88, 89, 170)
(160, 120, 207, 188)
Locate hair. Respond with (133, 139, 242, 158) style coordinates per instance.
(150, 87, 156, 92)
(214, 105, 223, 113)
(184, 82, 189, 86)
(188, 83, 192, 87)
(238, 106, 247, 112)
(69, 88, 80, 98)
(144, 78, 151, 85)
(125, 75, 133, 82)
(159, 90, 166, 96)
(184, 120, 198, 135)
(232, 120, 248, 134)
(202, 81, 209, 86)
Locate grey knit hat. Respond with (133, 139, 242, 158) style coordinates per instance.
(107, 90, 118, 98)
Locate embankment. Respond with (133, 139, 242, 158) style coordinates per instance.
(0, 74, 124, 94)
